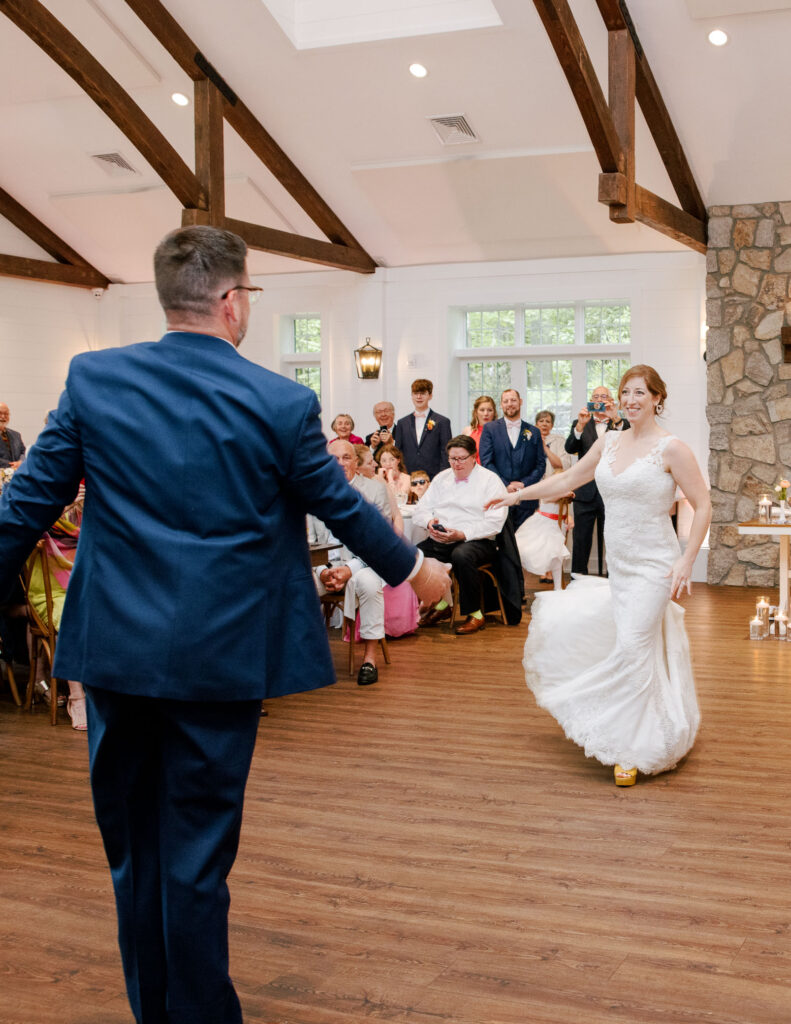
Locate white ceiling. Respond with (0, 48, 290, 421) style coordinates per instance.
(0, 0, 787, 283)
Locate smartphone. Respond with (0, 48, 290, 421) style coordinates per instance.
(587, 401, 607, 412)
(432, 522, 448, 533)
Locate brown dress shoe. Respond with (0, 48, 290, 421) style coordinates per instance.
(419, 605, 453, 627)
(455, 615, 485, 635)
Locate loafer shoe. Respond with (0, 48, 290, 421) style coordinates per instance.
(418, 605, 452, 628)
(455, 615, 485, 635)
(357, 662, 378, 686)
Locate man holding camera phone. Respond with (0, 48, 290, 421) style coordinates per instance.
(565, 385, 629, 575)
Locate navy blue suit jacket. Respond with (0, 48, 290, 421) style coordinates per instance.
(0, 332, 417, 701)
(393, 408, 452, 479)
(479, 418, 546, 529)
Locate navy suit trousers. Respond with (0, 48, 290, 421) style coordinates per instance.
(85, 687, 261, 1024)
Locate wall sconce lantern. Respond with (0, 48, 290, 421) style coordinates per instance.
(354, 337, 382, 379)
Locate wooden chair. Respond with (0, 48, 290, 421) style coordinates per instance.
(320, 590, 391, 677)
(0, 623, 22, 707)
(21, 540, 61, 725)
(449, 563, 507, 629)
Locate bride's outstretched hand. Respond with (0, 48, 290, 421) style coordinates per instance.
(484, 491, 521, 510)
(668, 557, 693, 599)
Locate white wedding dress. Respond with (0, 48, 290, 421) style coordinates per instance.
(523, 432, 700, 774)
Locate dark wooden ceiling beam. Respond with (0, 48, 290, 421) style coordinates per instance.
(593, 0, 706, 221)
(194, 78, 225, 225)
(0, 254, 110, 289)
(223, 217, 376, 274)
(121, 0, 373, 255)
(0, 187, 87, 266)
(607, 28, 635, 223)
(635, 185, 706, 254)
(532, 0, 624, 174)
(0, 0, 206, 211)
(532, 0, 706, 254)
(0, 186, 111, 288)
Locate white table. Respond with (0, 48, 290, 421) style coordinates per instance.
(737, 520, 791, 612)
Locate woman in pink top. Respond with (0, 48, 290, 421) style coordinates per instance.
(462, 395, 496, 462)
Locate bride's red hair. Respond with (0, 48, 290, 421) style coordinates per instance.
(618, 364, 667, 414)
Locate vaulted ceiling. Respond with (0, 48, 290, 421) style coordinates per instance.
(0, 0, 787, 283)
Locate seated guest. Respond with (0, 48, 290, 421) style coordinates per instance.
(412, 435, 507, 635)
(0, 402, 25, 469)
(408, 470, 430, 505)
(353, 443, 403, 534)
(365, 401, 395, 458)
(331, 413, 363, 445)
(26, 493, 87, 729)
(375, 444, 412, 506)
(393, 378, 452, 479)
(462, 395, 497, 462)
(313, 439, 387, 685)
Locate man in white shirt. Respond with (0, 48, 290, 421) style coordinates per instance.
(312, 439, 388, 685)
(564, 385, 629, 574)
(412, 434, 508, 635)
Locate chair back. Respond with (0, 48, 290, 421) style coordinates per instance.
(24, 540, 58, 652)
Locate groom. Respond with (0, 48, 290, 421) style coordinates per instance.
(0, 225, 449, 1024)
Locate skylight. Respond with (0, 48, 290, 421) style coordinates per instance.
(260, 0, 502, 50)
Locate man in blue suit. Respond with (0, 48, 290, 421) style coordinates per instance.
(479, 388, 546, 530)
(0, 226, 448, 1024)
(392, 378, 452, 479)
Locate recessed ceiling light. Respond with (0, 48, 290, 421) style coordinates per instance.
(409, 63, 428, 78)
(708, 28, 728, 46)
(171, 92, 190, 106)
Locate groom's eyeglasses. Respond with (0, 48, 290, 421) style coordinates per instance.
(221, 285, 263, 304)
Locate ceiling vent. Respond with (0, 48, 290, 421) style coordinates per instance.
(90, 151, 141, 177)
(428, 114, 479, 146)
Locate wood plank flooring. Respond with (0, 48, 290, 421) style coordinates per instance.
(2, 584, 791, 1024)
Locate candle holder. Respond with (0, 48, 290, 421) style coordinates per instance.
(757, 596, 770, 632)
(750, 614, 766, 640)
(758, 494, 772, 523)
(776, 610, 788, 639)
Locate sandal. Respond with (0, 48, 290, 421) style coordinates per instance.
(67, 697, 88, 732)
(614, 764, 637, 787)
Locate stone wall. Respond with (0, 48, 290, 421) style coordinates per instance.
(706, 201, 791, 587)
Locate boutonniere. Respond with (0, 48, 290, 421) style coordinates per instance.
(522, 428, 532, 440)
(426, 419, 436, 431)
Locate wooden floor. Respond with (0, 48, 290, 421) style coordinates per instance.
(2, 584, 791, 1024)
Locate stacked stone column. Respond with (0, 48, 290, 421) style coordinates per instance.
(707, 202, 791, 586)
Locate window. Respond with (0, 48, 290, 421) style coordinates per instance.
(524, 305, 575, 346)
(525, 359, 572, 427)
(465, 361, 511, 417)
(281, 315, 322, 402)
(465, 309, 515, 348)
(456, 302, 630, 433)
(293, 316, 321, 353)
(295, 366, 321, 401)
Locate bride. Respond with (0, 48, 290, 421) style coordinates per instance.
(488, 366, 711, 786)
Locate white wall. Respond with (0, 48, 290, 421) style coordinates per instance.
(0, 276, 103, 450)
(1, 251, 708, 476)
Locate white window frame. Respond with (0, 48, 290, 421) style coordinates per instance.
(454, 301, 630, 430)
(279, 314, 323, 399)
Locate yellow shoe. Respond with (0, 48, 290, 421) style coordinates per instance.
(614, 764, 637, 787)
